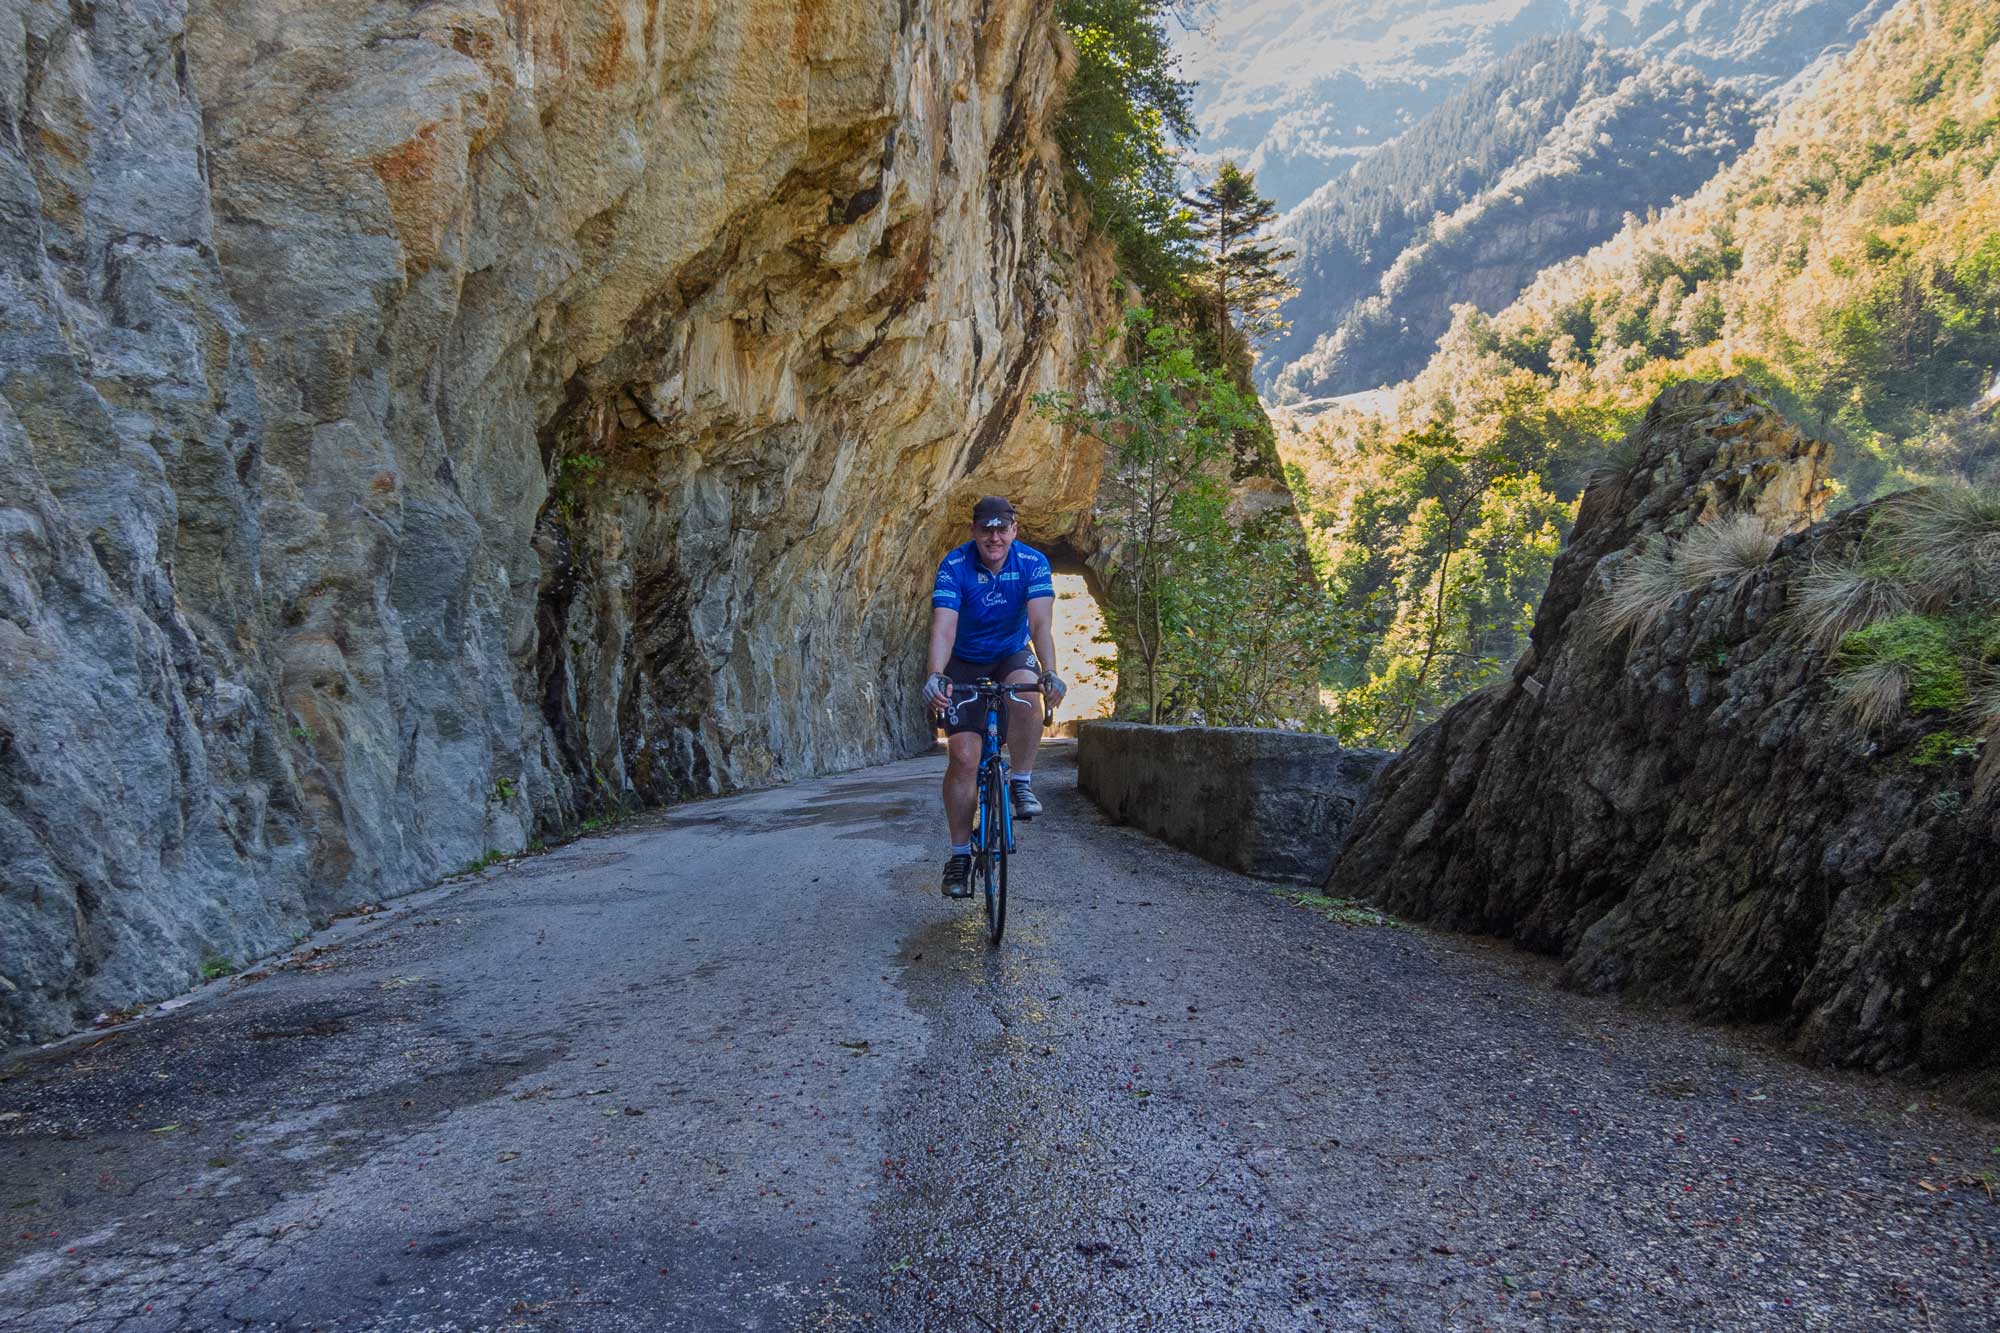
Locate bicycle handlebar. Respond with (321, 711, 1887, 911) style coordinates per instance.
(942, 679, 1058, 728)
(945, 680, 1042, 696)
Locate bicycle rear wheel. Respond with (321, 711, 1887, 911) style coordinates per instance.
(981, 762, 1008, 944)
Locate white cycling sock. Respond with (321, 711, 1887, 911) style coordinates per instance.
(950, 842, 971, 856)
(1011, 771, 1032, 785)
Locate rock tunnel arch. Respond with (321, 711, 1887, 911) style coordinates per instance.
(1021, 536, 1120, 726)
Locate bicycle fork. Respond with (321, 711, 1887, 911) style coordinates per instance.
(985, 712, 1016, 855)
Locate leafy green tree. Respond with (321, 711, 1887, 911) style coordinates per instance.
(1054, 0, 1199, 294)
(1036, 309, 1262, 722)
(1184, 161, 1297, 359)
(1295, 414, 1566, 746)
(1168, 505, 1359, 726)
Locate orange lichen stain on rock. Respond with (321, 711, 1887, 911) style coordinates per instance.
(792, 0, 819, 65)
(583, 8, 628, 90)
(371, 121, 449, 276)
(370, 471, 399, 495)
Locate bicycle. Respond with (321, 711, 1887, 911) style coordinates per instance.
(944, 679, 1051, 944)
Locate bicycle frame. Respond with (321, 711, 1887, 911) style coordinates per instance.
(945, 680, 1032, 858)
(974, 690, 1015, 858)
(942, 678, 1047, 946)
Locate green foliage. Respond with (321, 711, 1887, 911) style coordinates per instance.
(1037, 308, 1333, 725)
(1280, 892, 1400, 928)
(199, 956, 238, 982)
(1054, 0, 1198, 295)
(1839, 614, 1968, 713)
(1293, 0, 2000, 521)
(1184, 161, 1297, 359)
(490, 777, 519, 804)
(1289, 411, 1569, 746)
(458, 849, 507, 875)
(1167, 508, 1360, 727)
(552, 449, 604, 525)
(1910, 730, 1983, 767)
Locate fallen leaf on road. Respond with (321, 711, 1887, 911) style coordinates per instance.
(498, 1152, 520, 1163)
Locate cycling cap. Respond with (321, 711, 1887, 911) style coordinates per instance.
(973, 495, 1017, 528)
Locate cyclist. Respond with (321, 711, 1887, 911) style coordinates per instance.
(921, 496, 1067, 897)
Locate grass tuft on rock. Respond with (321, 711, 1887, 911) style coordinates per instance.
(1593, 513, 1786, 650)
(1831, 659, 1911, 734)
(1675, 513, 1784, 591)
(1974, 673, 2000, 740)
(1784, 558, 1914, 654)
(1589, 542, 1682, 646)
(1875, 483, 2000, 612)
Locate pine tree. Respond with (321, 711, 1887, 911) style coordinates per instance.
(1184, 161, 1297, 360)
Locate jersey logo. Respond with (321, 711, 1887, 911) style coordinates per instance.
(982, 589, 1006, 607)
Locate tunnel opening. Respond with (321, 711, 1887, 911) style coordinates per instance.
(1035, 541, 1120, 725)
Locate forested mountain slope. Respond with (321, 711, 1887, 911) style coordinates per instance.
(1280, 0, 2000, 744)
(1178, 0, 1892, 212)
(1262, 36, 1759, 400)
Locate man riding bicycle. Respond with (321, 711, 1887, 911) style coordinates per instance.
(922, 496, 1068, 897)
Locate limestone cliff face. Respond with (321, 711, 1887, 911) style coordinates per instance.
(1330, 381, 2000, 1105)
(0, 0, 1121, 1042)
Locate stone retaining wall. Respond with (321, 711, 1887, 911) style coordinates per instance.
(1076, 722, 1393, 884)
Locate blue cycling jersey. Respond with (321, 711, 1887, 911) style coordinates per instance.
(931, 540, 1055, 662)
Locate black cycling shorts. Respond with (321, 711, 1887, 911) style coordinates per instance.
(940, 648, 1040, 739)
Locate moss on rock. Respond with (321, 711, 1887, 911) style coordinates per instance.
(1838, 614, 1967, 712)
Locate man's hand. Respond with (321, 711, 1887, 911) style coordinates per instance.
(923, 672, 955, 714)
(1038, 671, 1067, 708)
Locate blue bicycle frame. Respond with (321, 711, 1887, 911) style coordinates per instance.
(945, 678, 1043, 944)
(972, 690, 1016, 860)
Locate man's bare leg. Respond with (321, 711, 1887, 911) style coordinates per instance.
(1002, 666, 1044, 815)
(943, 732, 982, 846)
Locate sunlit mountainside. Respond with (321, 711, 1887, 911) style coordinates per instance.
(1272, 0, 2000, 743)
(1260, 33, 1760, 401)
(1178, 0, 1892, 211)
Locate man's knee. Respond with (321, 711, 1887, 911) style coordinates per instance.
(945, 735, 981, 772)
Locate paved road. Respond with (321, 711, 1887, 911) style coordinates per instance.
(2, 745, 1996, 1331)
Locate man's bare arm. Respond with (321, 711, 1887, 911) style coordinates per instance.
(927, 607, 959, 677)
(1026, 597, 1059, 693)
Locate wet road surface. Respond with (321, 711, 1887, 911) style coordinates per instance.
(2, 744, 1996, 1331)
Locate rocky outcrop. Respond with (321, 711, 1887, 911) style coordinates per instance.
(0, 0, 1125, 1043)
(1329, 380, 2000, 1106)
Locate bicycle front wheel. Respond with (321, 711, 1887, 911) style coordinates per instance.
(982, 766, 1008, 944)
